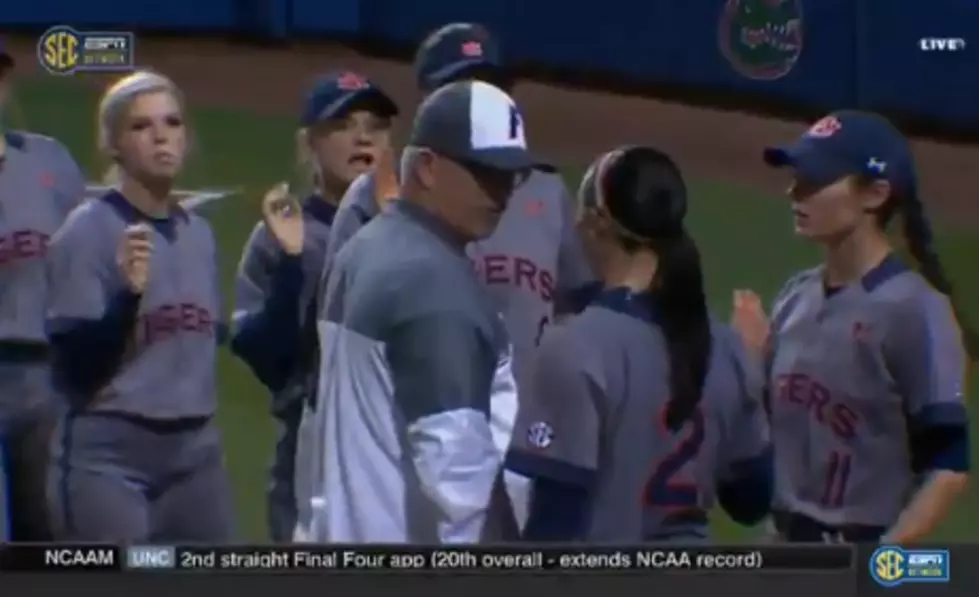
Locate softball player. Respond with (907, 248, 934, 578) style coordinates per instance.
(321, 23, 597, 525)
(44, 71, 234, 541)
(230, 71, 396, 541)
(0, 39, 86, 541)
(506, 146, 772, 541)
(732, 110, 974, 543)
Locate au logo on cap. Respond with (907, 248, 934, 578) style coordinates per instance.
(869, 546, 949, 588)
(37, 26, 135, 75)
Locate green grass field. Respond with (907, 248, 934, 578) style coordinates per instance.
(14, 76, 979, 542)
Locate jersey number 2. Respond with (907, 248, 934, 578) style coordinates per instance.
(820, 450, 851, 509)
(644, 407, 706, 509)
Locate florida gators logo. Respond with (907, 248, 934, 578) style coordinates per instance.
(719, 0, 804, 81)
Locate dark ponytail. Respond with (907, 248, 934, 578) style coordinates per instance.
(899, 195, 979, 358)
(649, 232, 713, 431)
(594, 146, 713, 432)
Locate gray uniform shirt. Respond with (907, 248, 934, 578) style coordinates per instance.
(304, 199, 514, 542)
(46, 192, 223, 419)
(507, 290, 770, 541)
(767, 255, 968, 526)
(324, 169, 593, 393)
(232, 198, 335, 413)
(0, 132, 85, 342)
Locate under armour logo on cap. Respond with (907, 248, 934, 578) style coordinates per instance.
(805, 116, 843, 138)
(336, 72, 369, 91)
(866, 157, 887, 173)
(461, 41, 483, 57)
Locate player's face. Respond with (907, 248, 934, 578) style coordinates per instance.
(115, 90, 187, 183)
(785, 174, 888, 242)
(415, 150, 519, 240)
(309, 109, 392, 191)
(575, 205, 617, 279)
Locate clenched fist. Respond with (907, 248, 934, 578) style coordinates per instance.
(262, 182, 304, 256)
(731, 289, 770, 359)
(118, 224, 153, 294)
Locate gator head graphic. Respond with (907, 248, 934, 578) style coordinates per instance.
(719, 0, 803, 80)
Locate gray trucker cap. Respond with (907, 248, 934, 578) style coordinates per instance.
(407, 80, 547, 171)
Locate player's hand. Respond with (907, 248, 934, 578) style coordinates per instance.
(118, 224, 153, 294)
(731, 289, 770, 358)
(262, 182, 304, 256)
(373, 147, 399, 210)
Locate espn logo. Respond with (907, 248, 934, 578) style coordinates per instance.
(908, 553, 944, 566)
(84, 36, 128, 51)
(919, 38, 967, 51)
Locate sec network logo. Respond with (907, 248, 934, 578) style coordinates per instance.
(869, 546, 950, 588)
(37, 25, 134, 75)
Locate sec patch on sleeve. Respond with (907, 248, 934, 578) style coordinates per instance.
(527, 421, 554, 449)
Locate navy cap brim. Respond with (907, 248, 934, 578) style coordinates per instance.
(304, 88, 398, 126)
(425, 59, 501, 89)
(762, 143, 853, 188)
(467, 147, 547, 172)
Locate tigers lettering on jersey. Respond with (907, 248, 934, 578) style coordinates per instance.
(0, 229, 50, 265)
(140, 302, 216, 346)
(772, 372, 861, 440)
(473, 253, 554, 303)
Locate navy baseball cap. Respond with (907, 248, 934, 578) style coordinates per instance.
(763, 110, 915, 193)
(407, 80, 545, 171)
(415, 23, 504, 91)
(299, 71, 398, 127)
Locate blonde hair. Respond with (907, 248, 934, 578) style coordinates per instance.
(293, 127, 320, 199)
(97, 70, 185, 185)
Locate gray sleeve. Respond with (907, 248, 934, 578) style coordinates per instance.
(231, 223, 275, 328)
(885, 291, 968, 420)
(50, 140, 86, 217)
(386, 313, 494, 424)
(508, 325, 601, 474)
(325, 173, 376, 276)
(46, 210, 115, 321)
(387, 308, 502, 543)
(716, 326, 771, 477)
(554, 178, 595, 293)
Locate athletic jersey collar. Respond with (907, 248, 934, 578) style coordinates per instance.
(3, 131, 25, 151)
(302, 195, 338, 226)
(594, 286, 661, 325)
(101, 189, 180, 240)
(860, 252, 908, 291)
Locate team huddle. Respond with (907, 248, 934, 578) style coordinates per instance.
(0, 23, 972, 545)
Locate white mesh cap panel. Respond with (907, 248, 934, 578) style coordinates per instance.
(468, 81, 527, 150)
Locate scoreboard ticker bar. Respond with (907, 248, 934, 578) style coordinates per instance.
(0, 544, 853, 573)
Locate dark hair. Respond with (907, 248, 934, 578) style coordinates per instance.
(870, 179, 979, 358)
(586, 147, 713, 430)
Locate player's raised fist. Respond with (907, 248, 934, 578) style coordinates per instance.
(731, 289, 769, 358)
(118, 223, 153, 294)
(262, 182, 304, 256)
(373, 147, 399, 211)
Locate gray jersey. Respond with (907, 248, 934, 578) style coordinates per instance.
(46, 192, 222, 419)
(0, 132, 85, 342)
(768, 255, 968, 526)
(295, 200, 515, 543)
(232, 198, 335, 412)
(507, 290, 770, 541)
(324, 169, 594, 390)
